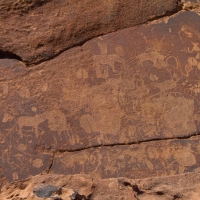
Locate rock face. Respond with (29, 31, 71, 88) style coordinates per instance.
(0, 0, 200, 199)
(0, 0, 179, 65)
(0, 9, 200, 183)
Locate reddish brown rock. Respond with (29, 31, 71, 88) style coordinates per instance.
(0, 0, 179, 65)
(1, 7, 200, 185)
(181, 0, 200, 9)
(1, 172, 200, 199)
(51, 136, 200, 179)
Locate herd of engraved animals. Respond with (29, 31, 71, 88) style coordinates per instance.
(1, 26, 200, 139)
(94, 26, 200, 94)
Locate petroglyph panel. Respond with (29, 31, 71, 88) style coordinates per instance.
(51, 135, 200, 179)
(0, 10, 200, 181)
(0, 139, 52, 181)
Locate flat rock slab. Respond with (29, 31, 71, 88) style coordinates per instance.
(0, 0, 179, 65)
(0, 10, 200, 182)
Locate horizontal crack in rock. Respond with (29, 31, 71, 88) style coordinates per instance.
(45, 131, 200, 174)
(41, 131, 200, 155)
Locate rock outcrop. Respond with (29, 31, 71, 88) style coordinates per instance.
(1, 8, 200, 182)
(0, 0, 200, 199)
(1, 173, 200, 199)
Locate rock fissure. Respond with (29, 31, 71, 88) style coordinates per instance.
(121, 181, 144, 195)
(44, 132, 200, 175)
(0, 50, 23, 62)
(43, 131, 200, 155)
(45, 131, 200, 174)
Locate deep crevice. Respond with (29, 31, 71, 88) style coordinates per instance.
(156, 191, 164, 195)
(122, 182, 132, 187)
(121, 181, 144, 195)
(0, 50, 23, 62)
(26, 32, 107, 67)
(132, 184, 144, 195)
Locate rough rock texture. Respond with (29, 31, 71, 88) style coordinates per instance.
(52, 136, 200, 179)
(0, 9, 200, 183)
(181, 0, 200, 9)
(0, 0, 200, 199)
(1, 173, 200, 199)
(0, 0, 180, 65)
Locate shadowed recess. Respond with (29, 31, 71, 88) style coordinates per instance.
(0, 50, 23, 61)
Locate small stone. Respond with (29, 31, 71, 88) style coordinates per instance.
(33, 184, 61, 198)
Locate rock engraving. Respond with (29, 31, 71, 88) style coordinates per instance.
(0, 10, 200, 181)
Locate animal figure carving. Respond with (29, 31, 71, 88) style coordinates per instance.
(137, 52, 168, 68)
(93, 55, 124, 72)
(17, 114, 47, 138)
(17, 110, 67, 138)
(93, 42, 125, 78)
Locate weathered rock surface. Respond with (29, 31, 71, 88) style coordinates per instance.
(1, 173, 200, 200)
(52, 136, 200, 179)
(0, 8, 200, 183)
(1, 1, 200, 199)
(181, 0, 200, 9)
(0, 0, 180, 65)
